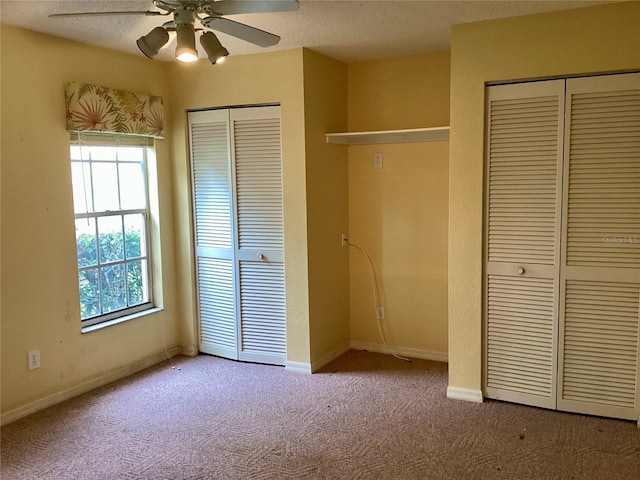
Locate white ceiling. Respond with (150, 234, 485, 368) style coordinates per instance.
(0, 0, 613, 63)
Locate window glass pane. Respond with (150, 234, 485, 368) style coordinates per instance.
(118, 147, 143, 162)
(119, 163, 145, 210)
(71, 162, 94, 214)
(92, 162, 119, 211)
(70, 135, 154, 324)
(127, 260, 149, 306)
(101, 264, 126, 313)
(79, 269, 100, 320)
(76, 218, 97, 268)
(124, 214, 145, 259)
(98, 216, 124, 264)
(90, 146, 117, 161)
(70, 145, 91, 161)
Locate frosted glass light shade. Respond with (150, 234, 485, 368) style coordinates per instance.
(200, 32, 229, 65)
(137, 27, 170, 59)
(175, 23, 198, 63)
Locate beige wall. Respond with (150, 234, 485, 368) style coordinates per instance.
(0, 32, 348, 419)
(347, 52, 450, 357)
(0, 25, 179, 416)
(448, 2, 640, 392)
(166, 49, 314, 364)
(6, 0, 631, 419)
(349, 52, 450, 131)
(302, 50, 350, 365)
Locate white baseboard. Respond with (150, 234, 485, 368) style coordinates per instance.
(311, 343, 350, 372)
(285, 360, 312, 374)
(285, 343, 350, 374)
(1, 346, 182, 426)
(446, 386, 484, 403)
(350, 341, 448, 363)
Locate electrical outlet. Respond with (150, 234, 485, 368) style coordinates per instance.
(373, 153, 383, 169)
(28, 349, 40, 370)
(376, 306, 385, 320)
(341, 232, 348, 247)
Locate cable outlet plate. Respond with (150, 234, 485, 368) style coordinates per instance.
(341, 232, 348, 247)
(28, 349, 41, 370)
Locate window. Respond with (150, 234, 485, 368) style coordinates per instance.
(70, 133, 154, 327)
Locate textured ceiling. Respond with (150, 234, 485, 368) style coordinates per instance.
(0, 0, 613, 63)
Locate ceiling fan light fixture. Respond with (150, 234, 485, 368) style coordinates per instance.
(137, 26, 170, 58)
(200, 32, 229, 65)
(49, 1, 299, 65)
(175, 23, 198, 63)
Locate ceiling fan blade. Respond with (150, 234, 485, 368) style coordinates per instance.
(48, 11, 168, 18)
(207, 0, 299, 16)
(204, 17, 280, 47)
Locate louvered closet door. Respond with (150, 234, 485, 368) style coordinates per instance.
(189, 109, 238, 360)
(557, 73, 640, 421)
(484, 80, 565, 409)
(230, 107, 286, 365)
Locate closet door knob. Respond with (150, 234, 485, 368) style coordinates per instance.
(257, 253, 265, 261)
(517, 267, 525, 275)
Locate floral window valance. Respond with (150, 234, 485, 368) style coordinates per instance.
(64, 82, 165, 139)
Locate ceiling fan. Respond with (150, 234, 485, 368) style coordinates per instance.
(49, 0, 299, 64)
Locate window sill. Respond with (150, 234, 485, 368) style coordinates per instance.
(81, 307, 164, 334)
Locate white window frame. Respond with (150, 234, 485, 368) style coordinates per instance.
(70, 132, 154, 327)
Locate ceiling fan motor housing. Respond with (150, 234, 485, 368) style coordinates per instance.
(173, 7, 196, 25)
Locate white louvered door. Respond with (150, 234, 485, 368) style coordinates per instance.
(230, 107, 286, 365)
(189, 106, 286, 366)
(189, 109, 237, 359)
(557, 73, 640, 421)
(484, 80, 565, 409)
(484, 73, 640, 422)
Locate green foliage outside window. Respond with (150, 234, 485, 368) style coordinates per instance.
(77, 230, 145, 320)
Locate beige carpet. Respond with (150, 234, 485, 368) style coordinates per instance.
(1, 350, 639, 479)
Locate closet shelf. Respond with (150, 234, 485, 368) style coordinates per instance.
(325, 126, 450, 145)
